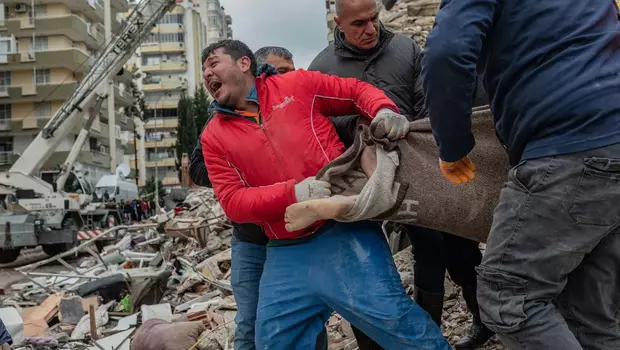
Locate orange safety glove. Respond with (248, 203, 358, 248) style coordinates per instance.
(439, 156, 476, 184)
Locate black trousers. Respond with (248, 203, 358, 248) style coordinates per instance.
(406, 225, 482, 292)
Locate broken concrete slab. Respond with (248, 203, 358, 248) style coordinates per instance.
(0, 307, 24, 345)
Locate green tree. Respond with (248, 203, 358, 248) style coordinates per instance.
(141, 176, 163, 196)
(125, 66, 149, 187)
(193, 84, 212, 132)
(175, 92, 197, 181)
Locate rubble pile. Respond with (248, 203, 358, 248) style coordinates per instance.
(379, 0, 441, 47)
(0, 189, 237, 350)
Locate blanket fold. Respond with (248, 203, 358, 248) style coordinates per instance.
(316, 107, 509, 243)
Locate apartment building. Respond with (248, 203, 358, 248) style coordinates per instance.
(126, 2, 208, 189)
(325, 0, 336, 43)
(0, 0, 135, 185)
(197, 0, 232, 45)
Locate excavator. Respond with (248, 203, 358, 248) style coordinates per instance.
(0, 0, 179, 263)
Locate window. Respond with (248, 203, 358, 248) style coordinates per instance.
(0, 71, 10, 92)
(142, 55, 161, 66)
(145, 33, 184, 43)
(207, 2, 218, 10)
(2, 5, 8, 20)
(34, 37, 48, 51)
(34, 5, 47, 17)
(0, 104, 10, 126)
(35, 69, 50, 85)
(34, 102, 51, 118)
(0, 136, 13, 164)
(159, 13, 183, 24)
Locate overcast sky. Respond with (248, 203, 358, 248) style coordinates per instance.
(219, 0, 329, 69)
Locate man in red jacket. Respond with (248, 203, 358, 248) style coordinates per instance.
(201, 40, 449, 349)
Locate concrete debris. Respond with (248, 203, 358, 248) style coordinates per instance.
(0, 187, 515, 349)
(379, 0, 441, 47)
(0, 189, 238, 350)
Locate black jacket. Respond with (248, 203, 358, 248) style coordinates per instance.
(190, 137, 269, 245)
(309, 24, 426, 147)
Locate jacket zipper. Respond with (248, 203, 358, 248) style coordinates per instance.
(258, 114, 288, 181)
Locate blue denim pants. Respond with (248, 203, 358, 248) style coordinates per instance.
(255, 221, 450, 350)
(231, 236, 328, 350)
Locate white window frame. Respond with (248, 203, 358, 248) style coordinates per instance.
(35, 69, 50, 85)
(34, 101, 52, 119)
(33, 36, 48, 51)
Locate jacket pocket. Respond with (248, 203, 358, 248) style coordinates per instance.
(569, 157, 620, 227)
(476, 266, 528, 333)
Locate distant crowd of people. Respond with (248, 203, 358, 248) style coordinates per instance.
(119, 198, 157, 223)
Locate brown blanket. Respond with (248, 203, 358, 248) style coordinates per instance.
(316, 107, 509, 243)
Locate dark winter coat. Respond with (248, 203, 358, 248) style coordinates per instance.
(308, 24, 425, 147)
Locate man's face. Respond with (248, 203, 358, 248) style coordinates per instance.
(266, 54, 295, 74)
(203, 48, 250, 106)
(335, 0, 380, 50)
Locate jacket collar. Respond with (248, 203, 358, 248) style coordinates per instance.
(333, 22, 395, 60)
(208, 64, 280, 118)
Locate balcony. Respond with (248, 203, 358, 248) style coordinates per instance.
(1, 48, 91, 72)
(140, 42, 185, 53)
(145, 157, 176, 168)
(115, 67, 134, 85)
(152, 23, 185, 33)
(141, 61, 187, 73)
(2, 0, 105, 23)
(114, 86, 133, 107)
(143, 138, 176, 148)
(162, 176, 180, 186)
(0, 82, 78, 103)
(143, 118, 177, 130)
(145, 100, 179, 109)
(142, 80, 187, 92)
(4, 15, 104, 49)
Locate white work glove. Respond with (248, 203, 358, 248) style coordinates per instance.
(294, 177, 331, 202)
(371, 108, 410, 140)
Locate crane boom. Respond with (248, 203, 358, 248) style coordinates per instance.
(8, 0, 177, 177)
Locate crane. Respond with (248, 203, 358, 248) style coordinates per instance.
(0, 0, 179, 263)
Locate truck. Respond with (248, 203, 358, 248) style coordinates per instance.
(94, 164, 139, 203)
(0, 0, 178, 263)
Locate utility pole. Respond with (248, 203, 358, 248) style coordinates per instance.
(104, 0, 117, 173)
(133, 124, 139, 192)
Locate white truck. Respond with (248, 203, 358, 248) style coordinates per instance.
(0, 0, 178, 263)
(94, 164, 139, 203)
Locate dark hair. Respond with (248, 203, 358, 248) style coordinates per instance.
(254, 46, 293, 67)
(201, 40, 257, 77)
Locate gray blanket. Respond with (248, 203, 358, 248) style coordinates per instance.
(317, 107, 510, 243)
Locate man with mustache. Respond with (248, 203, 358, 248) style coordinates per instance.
(199, 39, 449, 349)
(309, 1, 493, 348)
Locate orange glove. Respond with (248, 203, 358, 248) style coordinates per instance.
(439, 156, 476, 184)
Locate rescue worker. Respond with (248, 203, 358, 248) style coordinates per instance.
(423, 0, 620, 349)
(309, 0, 493, 347)
(201, 39, 449, 349)
(190, 46, 386, 350)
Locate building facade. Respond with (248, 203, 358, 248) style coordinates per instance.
(325, 0, 336, 43)
(199, 0, 232, 45)
(125, 2, 208, 189)
(0, 0, 135, 186)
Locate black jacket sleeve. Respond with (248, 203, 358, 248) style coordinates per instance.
(411, 42, 429, 121)
(189, 140, 212, 188)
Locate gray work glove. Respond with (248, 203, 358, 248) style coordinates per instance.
(371, 108, 410, 140)
(294, 177, 331, 202)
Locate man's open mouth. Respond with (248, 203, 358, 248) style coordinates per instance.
(209, 81, 222, 93)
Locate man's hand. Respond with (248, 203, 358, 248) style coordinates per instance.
(295, 177, 331, 202)
(439, 156, 476, 184)
(371, 109, 410, 140)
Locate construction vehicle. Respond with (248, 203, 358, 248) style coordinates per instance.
(0, 0, 178, 263)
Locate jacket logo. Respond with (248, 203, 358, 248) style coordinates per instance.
(272, 96, 295, 111)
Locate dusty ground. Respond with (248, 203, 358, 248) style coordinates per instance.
(0, 247, 67, 293)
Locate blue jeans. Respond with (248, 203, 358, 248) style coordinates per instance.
(255, 221, 450, 350)
(231, 237, 328, 350)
